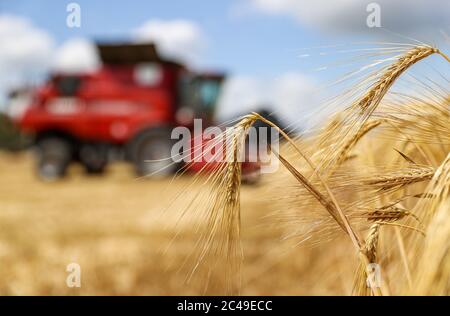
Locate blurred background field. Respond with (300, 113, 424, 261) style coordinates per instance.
(0, 152, 355, 295)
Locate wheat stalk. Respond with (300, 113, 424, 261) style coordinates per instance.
(334, 119, 382, 168)
(410, 198, 450, 295)
(353, 223, 382, 296)
(362, 166, 435, 192)
(320, 46, 448, 173)
(363, 206, 416, 223)
(356, 46, 438, 114)
(183, 114, 258, 294)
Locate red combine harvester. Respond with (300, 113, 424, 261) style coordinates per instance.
(13, 42, 258, 180)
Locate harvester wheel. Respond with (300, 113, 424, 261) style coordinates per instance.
(128, 128, 177, 177)
(35, 137, 72, 181)
(79, 144, 108, 174)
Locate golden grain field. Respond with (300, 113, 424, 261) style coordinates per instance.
(0, 152, 356, 295)
(1, 44, 449, 297)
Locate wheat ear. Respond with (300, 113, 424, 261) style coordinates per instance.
(353, 223, 382, 296)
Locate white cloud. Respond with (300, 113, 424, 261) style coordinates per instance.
(217, 73, 316, 125)
(133, 19, 205, 64)
(0, 15, 54, 103)
(0, 15, 54, 69)
(0, 15, 102, 107)
(53, 38, 100, 73)
(217, 76, 266, 118)
(250, 0, 450, 36)
(271, 73, 316, 122)
(0, 15, 208, 107)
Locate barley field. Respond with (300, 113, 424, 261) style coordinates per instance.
(0, 152, 355, 295)
(0, 44, 449, 296)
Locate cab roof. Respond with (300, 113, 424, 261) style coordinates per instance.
(96, 42, 184, 68)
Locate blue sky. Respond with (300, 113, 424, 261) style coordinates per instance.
(0, 0, 326, 76)
(1, 0, 449, 121)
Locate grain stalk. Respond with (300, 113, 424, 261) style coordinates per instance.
(321, 46, 450, 173)
(353, 223, 382, 296)
(334, 119, 382, 169)
(362, 166, 435, 192)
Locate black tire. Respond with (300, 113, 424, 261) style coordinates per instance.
(35, 137, 72, 181)
(79, 144, 108, 174)
(128, 128, 178, 177)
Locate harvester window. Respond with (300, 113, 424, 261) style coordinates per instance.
(199, 80, 221, 109)
(178, 76, 222, 116)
